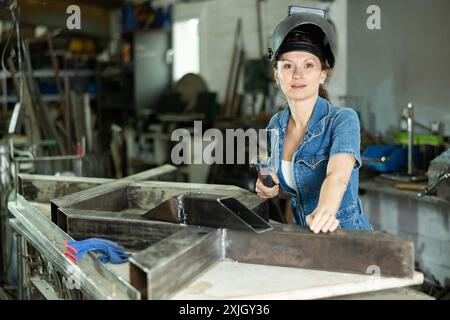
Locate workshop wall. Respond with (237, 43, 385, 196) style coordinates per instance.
(348, 0, 450, 136)
(172, 0, 348, 107)
(361, 192, 450, 286)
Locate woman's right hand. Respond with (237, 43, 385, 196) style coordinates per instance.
(255, 172, 280, 199)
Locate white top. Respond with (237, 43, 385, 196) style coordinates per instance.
(281, 160, 297, 191)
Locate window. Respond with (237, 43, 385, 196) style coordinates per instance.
(173, 18, 200, 82)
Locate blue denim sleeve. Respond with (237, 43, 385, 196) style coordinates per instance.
(330, 108, 362, 169)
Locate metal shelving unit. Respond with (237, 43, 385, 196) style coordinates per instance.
(0, 69, 96, 113)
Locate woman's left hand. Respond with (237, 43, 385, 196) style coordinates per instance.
(307, 206, 340, 234)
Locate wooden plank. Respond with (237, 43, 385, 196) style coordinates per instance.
(395, 183, 427, 191)
(171, 261, 424, 300)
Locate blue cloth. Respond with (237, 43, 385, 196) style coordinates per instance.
(266, 96, 373, 231)
(65, 238, 131, 264)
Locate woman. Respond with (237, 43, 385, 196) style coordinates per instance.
(255, 12, 373, 233)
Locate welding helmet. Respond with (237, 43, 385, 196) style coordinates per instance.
(268, 12, 337, 69)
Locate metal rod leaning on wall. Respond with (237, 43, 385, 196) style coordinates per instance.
(46, 33, 67, 127)
(63, 54, 72, 153)
(223, 19, 242, 118)
(15, 233, 24, 299)
(6, 57, 43, 147)
(22, 39, 66, 155)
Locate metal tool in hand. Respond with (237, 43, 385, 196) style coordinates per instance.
(253, 129, 279, 187)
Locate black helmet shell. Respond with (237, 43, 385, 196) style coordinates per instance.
(269, 13, 337, 68)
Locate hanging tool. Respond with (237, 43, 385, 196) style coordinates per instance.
(254, 129, 279, 187)
(223, 19, 245, 118)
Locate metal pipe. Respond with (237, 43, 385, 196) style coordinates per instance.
(15, 233, 23, 300)
(0, 144, 12, 283)
(407, 102, 414, 175)
(418, 173, 450, 197)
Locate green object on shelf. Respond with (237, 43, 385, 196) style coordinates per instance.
(13, 139, 57, 148)
(393, 132, 443, 146)
(40, 139, 58, 148)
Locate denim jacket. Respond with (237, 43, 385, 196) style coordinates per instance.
(267, 96, 373, 231)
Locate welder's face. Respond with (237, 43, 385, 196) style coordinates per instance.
(274, 51, 328, 101)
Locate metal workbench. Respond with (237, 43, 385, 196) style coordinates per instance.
(5, 166, 430, 300)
